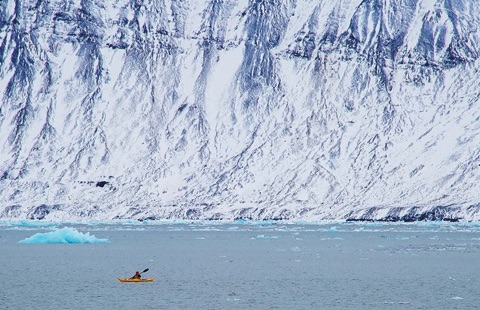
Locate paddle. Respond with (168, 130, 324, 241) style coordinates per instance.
(129, 268, 149, 279)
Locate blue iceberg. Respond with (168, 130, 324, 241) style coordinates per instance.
(19, 227, 110, 244)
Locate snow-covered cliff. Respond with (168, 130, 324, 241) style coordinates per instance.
(1, 0, 480, 221)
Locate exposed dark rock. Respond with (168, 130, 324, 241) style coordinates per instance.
(27, 204, 61, 220)
(347, 206, 463, 222)
(96, 181, 109, 188)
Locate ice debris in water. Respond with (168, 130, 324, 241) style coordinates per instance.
(18, 227, 110, 244)
(324, 226, 338, 232)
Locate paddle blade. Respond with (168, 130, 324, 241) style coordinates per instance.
(141, 268, 149, 273)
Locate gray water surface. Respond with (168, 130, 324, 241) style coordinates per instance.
(1, 222, 479, 309)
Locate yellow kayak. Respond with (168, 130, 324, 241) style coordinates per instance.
(118, 278, 154, 283)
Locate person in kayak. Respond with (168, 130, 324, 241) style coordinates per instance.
(130, 271, 141, 279)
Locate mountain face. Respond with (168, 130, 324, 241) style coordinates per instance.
(1, 0, 480, 221)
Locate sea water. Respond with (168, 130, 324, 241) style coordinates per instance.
(1, 221, 480, 310)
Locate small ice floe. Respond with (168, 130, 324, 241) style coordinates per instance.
(451, 296, 463, 300)
(18, 227, 110, 244)
(324, 226, 337, 232)
(252, 234, 279, 239)
(227, 292, 241, 301)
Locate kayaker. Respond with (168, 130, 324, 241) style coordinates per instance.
(131, 271, 141, 279)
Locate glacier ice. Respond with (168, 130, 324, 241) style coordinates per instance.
(0, 220, 57, 228)
(18, 227, 110, 244)
(0, 0, 480, 221)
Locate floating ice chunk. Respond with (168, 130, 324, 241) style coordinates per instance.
(384, 301, 411, 305)
(254, 234, 279, 239)
(324, 226, 337, 232)
(451, 296, 463, 300)
(19, 227, 110, 244)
